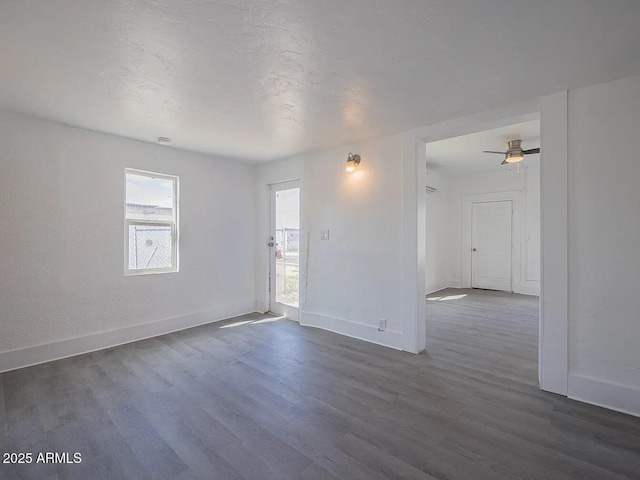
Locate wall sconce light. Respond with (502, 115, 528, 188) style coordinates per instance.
(345, 152, 361, 172)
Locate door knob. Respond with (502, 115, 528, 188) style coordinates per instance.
(268, 241, 274, 247)
(472, 248, 477, 252)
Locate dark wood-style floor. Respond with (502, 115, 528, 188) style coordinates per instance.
(2, 289, 640, 479)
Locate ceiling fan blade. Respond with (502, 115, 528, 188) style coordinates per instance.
(483, 150, 506, 155)
(523, 148, 540, 154)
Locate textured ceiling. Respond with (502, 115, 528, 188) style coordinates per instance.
(426, 120, 540, 176)
(1, 1, 639, 163)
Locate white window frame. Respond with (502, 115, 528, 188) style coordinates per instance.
(124, 168, 179, 276)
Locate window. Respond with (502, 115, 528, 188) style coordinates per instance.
(125, 169, 178, 275)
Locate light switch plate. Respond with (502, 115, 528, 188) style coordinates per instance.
(321, 230, 330, 240)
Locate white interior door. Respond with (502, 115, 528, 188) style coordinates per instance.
(471, 200, 513, 291)
(269, 181, 300, 320)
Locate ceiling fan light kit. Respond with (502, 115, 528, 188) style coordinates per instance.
(483, 139, 540, 167)
(504, 140, 525, 163)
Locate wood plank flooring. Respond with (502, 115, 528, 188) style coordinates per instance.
(2, 289, 640, 479)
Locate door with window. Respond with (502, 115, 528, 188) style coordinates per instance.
(471, 200, 512, 291)
(269, 181, 300, 319)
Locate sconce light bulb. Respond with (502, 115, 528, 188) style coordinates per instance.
(346, 153, 361, 173)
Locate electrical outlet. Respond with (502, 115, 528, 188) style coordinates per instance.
(321, 229, 330, 240)
(378, 319, 387, 332)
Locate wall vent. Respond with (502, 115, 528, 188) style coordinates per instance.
(425, 185, 437, 194)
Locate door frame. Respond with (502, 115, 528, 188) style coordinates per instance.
(268, 179, 301, 321)
(462, 191, 522, 293)
(415, 95, 569, 396)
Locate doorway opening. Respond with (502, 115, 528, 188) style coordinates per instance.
(268, 180, 300, 320)
(424, 118, 540, 296)
(423, 117, 541, 384)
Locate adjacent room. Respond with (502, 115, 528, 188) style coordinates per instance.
(2, 1, 640, 479)
(424, 119, 542, 390)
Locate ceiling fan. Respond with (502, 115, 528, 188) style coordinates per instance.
(483, 140, 540, 165)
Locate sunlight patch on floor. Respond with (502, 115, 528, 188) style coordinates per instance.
(427, 294, 468, 302)
(219, 316, 286, 328)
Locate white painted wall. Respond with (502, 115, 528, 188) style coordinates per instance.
(539, 91, 569, 395)
(301, 133, 406, 349)
(524, 166, 541, 284)
(445, 166, 540, 295)
(0, 111, 256, 371)
(565, 74, 640, 415)
(253, 132, 422, 351)
(425, 169, 450, 294)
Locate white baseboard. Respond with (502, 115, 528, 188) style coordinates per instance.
(300, 311, 404, 351)
(519, 280, 541, 296)
(432, 282, 539, 297)
(568, 374, 640, 418)
(425, 285, 449, 296)
(0, 301, 257, 373)
(255, 299, 267, 313)
(512, 288, 537, 295)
